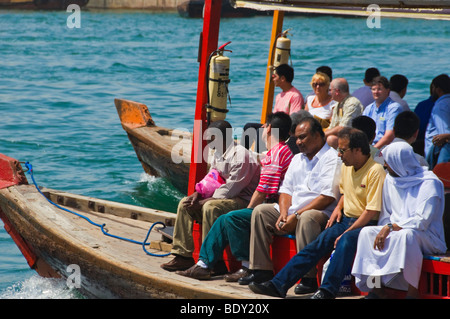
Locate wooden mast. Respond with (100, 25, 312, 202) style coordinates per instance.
(188, 0, 223, 195)
(260, 10, 285, 124)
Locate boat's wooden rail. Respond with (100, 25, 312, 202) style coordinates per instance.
(41, 188, 176, 226)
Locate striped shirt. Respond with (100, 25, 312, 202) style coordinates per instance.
(256, 141, 293, 201)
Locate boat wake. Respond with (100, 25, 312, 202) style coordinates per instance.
(0, 275, 84, 299)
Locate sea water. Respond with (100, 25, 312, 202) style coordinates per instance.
(0, 9, 449, 298)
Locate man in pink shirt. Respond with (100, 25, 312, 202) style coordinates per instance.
(241, 64, 304, 153)
(272, 64, 305, 114)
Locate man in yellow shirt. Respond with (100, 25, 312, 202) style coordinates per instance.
(248, 127, 386, 299)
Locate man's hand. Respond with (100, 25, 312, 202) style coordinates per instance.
(326, 206, 342, 229)
(373, 225, 390, 251)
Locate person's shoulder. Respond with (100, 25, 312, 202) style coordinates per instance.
(367, 158, 386, 176)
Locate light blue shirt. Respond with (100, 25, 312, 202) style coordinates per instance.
(424, 93, 450, 157)
(362, 97, 403, 145)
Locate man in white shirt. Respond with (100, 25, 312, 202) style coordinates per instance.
(238, 117, 341, 294)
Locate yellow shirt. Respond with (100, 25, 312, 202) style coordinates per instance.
(339, 156, 386, 220)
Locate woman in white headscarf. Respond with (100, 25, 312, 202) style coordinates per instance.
(351, 141, 447, 298)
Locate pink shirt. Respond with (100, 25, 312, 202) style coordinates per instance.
(273, 86, 304, 115)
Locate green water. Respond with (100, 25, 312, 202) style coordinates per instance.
(0, 9, 448, 298)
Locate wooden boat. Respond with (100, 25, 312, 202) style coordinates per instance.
(0, 153, 275, 299)
(115, 98, 194, 195)
(0, 0, 89, 10)
(232, 0, 450, 20)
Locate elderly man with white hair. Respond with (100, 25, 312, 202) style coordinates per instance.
(352, 141, 447, 299)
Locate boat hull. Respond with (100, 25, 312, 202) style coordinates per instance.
(115, 99, 194, 194)
(0, 0, 89, 10)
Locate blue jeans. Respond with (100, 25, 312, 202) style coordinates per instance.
(426, 143, 450, 169)
(199, 208, 252, 268)
(271, 215, 377, 297)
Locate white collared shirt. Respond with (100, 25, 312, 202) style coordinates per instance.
(274, 143, 341, 217)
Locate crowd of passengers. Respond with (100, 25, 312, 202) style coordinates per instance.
(161, 66, 450, 299)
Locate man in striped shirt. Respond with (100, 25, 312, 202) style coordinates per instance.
(239, 117, 341, 294)
(177, 112, 293, 281)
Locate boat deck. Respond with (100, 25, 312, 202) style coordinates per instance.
(2, 184, 364, 299)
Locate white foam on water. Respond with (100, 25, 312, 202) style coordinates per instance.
(0, 274, 81, 299)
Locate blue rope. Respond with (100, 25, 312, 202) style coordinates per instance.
(24, 162, 170, 257)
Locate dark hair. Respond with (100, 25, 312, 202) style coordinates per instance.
(394, 111, 420, 140)
(338, 127, 370, 156)
(297, 116, 325, 139)
(371, 76, 390, 89)
(431, 73, 450, 94)
(352, 115, 376, 143)
(390, 74, 409, 93)
(207, 120, 233, 143)
(275, 64, 294, 83)
(364, 67, 380, 83)
(266, 111, 292, 141)
(290, 110, 312, 134)
(316, 66, 332, 81)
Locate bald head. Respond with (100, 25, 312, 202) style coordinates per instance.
(330, 78, 350, 102)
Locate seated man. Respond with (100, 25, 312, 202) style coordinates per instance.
(240, 117, 342, 294)
(249, 128, 386, 299)
(392, 111, 429, 167)
(176, 112, 294, 280)
(161, 120, 261, 272)
(413, 83, 436, 156)
(352, 142, 447, 299)
(351, 115, 380, 162)
(424, 74, 450, 169)
(326, 78, 364, 148)
(389, 74, 410, 112)
(352, 67, 380, 108)
(241, 64, 304, 153)
(363, 76, 403, 149)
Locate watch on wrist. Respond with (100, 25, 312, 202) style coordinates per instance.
(387, 223, 393, 232)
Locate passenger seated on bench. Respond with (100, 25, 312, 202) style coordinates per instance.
(161, 120, 261, 273)
(424, 74, 450, 169)
(176, 112, 294, 281)
(240, 117, 341, 294)
(241, 64, 304, 153)
(352, 141, 447, 299)
(248, 128, 385, 299)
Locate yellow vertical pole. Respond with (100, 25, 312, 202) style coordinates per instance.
(260, 10, 285, 124)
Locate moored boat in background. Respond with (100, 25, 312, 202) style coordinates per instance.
(0, 0, 89, 10)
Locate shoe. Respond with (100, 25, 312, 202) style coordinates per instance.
(176, 264, 212, 280)
(310, 288, 335, 299)
(238, 270, 274, 285)
(224, 267, 250, 282)
(211, 260, 229, 276)
(160, 255, 195, 272)
(249, 281, 283, 298)
(294, 277, 318, 294)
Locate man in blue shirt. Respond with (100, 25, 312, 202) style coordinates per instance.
(424, 74, 450, 169)
(413, 82, 436, 156)
(363, 76, 403, 150)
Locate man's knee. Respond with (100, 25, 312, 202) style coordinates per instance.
(297, 210, 327, 229)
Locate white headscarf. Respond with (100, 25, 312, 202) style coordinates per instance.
(382, 141, 440, 189)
